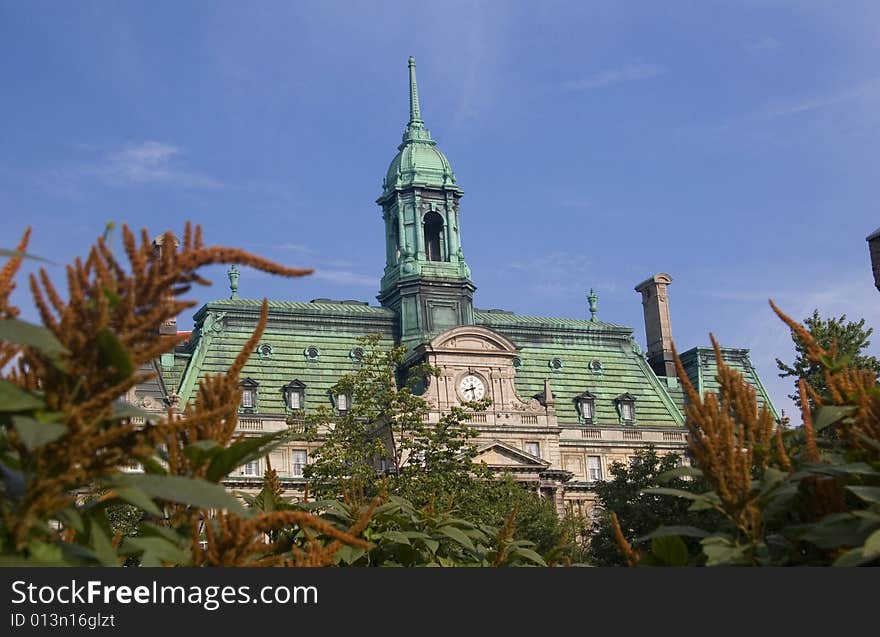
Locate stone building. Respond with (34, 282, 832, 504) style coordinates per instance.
(134, 58, 778, 517)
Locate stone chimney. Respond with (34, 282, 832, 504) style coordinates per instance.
(867, 227, 880, 293)
(152, 232, 180, 336)
(634, 273, 676, 377)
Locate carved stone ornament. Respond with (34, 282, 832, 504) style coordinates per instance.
(203, 312, 227, 334)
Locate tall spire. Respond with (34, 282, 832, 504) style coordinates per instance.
(401, 57, 433, 146)
(408, 56, 423, 127)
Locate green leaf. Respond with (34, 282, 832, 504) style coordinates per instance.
(139, 456, 168, 475)
(183, 440, 224, 467)
(0, 319, 68, 358)
(846, 486, 880, 505)
(205, 429, 290, 482)
(643, 487, 721, 512)
(637, 526, 710, 543)
(333, 545, 367, 565)
(650, 535, 689, 567)
(85, 509, 119, 567)
(792, 513, 865, 549)
(701, 536, 746, 566)
(114, 487, 162, 517)
(833, 546, 876, 567)
(138, 521, 186, 544)
(796, 462, 877, 478)
(56, 506, 85, 535)
(110, 474, 245, 515)
(813, 406, 857, 431)
(438, 525, 475, 551)
(379, 531, 411, 545)
(863, 528, 880, 559)
(121, 536, 190, 566)
(11, 415, 66, 450)
(26, 540, 67, 565)
(0, 379, 44, 412)
(656, 466, 703, 483)
(0, 248, 52, 262)
(511, 547, 546, 566)
(422, 538, 439, 554)
(96, 327, 134, 381)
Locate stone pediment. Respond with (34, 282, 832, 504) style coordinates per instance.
(474, 440, 550, 470)
(428, 325, 518, 354)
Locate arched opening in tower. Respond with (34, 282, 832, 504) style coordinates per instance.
(390, 220, 400, 264)
(424, 212, 444, 262)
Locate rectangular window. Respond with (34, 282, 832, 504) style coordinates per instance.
(291, 449, 307, 477)
(241, 389, 254, 409)
(581, 400, 593, 421)
(289, 390, 301, 410)
(587, 456, 602, 481)
(241, 459, 259, 476)
(621, 401, 634, 422)
(337, 394, 348, 412)
(525, 442, 540, 458)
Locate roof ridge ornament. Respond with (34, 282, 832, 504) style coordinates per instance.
(588, 288, 598, 321)
(228, 264, 239, 300)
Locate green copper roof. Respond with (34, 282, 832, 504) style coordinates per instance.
(678, 347, 779, 420)
(382, 57, 459, 195)
(475, 312, 685, 428)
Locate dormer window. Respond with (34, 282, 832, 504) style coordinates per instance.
(240, 378, 259, 412)
(283, 379, 306, 411)
(616, 393, 636, 424)
(576, 391, 596, 424)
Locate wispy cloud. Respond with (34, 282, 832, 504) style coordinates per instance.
(97, 141, 220, 187)
(41, 141, 221, 196)
(311, 270, 377, 288)
(743, 36, 780, 55)
(562, 62, 667, 91)
(754, 77, 880, 120)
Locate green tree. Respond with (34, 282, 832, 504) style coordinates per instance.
(301, 337, 575, 561)
(303, 335, 489, 502)
(588, 447, 720, 566)
(776, 309, 880, 408)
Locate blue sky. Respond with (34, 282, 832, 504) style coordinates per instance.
(2, 1, 879, 421)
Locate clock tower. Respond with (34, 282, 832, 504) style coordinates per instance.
(377, 57, 476, 352)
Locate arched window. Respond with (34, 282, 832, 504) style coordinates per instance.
(424, 211, 443, 262)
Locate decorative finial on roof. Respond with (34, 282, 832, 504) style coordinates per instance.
(588, 288, 599, 321)
(408, 56, 422, 128)
(228, 264, 240, 300)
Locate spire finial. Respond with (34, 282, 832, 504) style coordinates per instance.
(588, 288, 599, 321)
(228, 264, 240, 300)
(408, 56, 423, 127)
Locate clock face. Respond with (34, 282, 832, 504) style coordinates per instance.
(458, 374, 486, 401)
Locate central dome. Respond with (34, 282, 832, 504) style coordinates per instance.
(381, 57, 460, 196)
(384, 141, 456, 192)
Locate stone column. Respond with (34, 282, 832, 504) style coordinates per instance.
(444, 197, 456, 262)
(414, 192, 425, 260)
